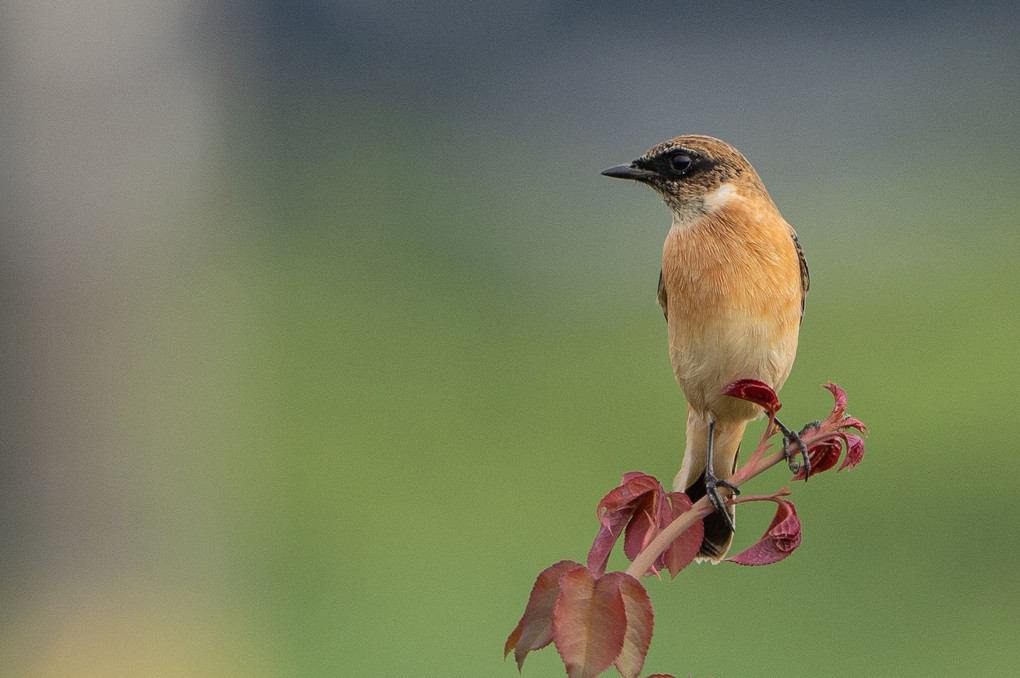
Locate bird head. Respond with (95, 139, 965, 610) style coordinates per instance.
(602, 135, 770, 222)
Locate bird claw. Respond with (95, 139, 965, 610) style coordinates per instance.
(776, 418, 815, 479)
(704, 471, 739, 531)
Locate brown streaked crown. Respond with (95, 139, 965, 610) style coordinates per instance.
(603, 135, 770, 215)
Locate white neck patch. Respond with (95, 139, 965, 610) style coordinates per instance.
(702, 182, 739, 213)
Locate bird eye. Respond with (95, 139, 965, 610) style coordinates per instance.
(669, 153, 693, 174)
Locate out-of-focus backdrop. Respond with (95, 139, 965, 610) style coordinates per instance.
(2, 1, 1018, 676)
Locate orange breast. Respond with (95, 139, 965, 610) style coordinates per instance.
(661, 201, 803, 418)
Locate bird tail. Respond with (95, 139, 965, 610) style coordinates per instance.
(672, 407, 747, 562)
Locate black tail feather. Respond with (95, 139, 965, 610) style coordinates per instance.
(684, 472, 734, 560)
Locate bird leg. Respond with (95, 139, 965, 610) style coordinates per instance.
(703, 420, 739, 530)
(775, 417, 815, 478)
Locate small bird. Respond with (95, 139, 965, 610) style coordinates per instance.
(602, 135, 809, 561)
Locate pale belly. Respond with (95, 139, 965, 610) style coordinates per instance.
(668, 313, 799, 421)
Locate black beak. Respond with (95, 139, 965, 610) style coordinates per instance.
(600, 162, 653, 181)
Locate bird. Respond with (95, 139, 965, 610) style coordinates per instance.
(602, 135, 809, 562)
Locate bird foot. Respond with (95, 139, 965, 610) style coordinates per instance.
(776, 418, 816, 478)
(704, 471, 739, 531)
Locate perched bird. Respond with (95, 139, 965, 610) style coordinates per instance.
(602, 135, 809, 561)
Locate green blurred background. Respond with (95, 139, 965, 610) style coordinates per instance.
(2, 1, 1019, 676)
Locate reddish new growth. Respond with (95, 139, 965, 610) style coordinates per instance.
(505, 381, 867, 678)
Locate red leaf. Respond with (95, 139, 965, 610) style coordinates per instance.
(721, 378, 781, 413)
(792, 438, 842, 480)
(589, 473, 665, 576)
(552, 567, 628, 678)
(596, 473, 662, 527)
(727, 498, 802, 566)
(812, 440, 844, 475)
(620, 471, 648, 484)
(505, 560, 582, 669)
(588, 511, 632, 577)
(622, 491, 671, 564)
(823, 381, 847, 419)
(839, 433, 866, 471)
(613, 574, 654, 678)
(820, 381, 864, 433)
(659, 492, 704, 577)
(793, 427, 867, 479)
(841, 416, 868, 434)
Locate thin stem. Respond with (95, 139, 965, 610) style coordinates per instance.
(732, 491, 789, 505)
(624, 496, 716, 578)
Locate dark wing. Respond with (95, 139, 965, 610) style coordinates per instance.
(656, 269, 668, 320)
(792, 233, 809, 321)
